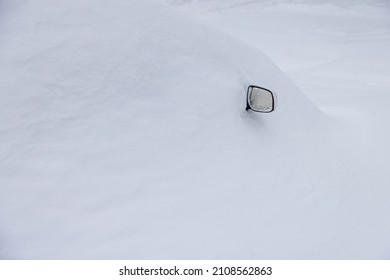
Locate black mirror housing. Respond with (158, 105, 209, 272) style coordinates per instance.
(246, 85, 276, 113)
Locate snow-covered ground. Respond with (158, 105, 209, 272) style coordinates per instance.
(0, 0, 389, 259)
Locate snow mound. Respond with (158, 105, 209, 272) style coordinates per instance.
(0, 0, 365, 259)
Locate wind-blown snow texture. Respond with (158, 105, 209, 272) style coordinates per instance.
(1, 0, 389, 259)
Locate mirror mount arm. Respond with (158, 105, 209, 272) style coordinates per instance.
(245, 86, 251, 111)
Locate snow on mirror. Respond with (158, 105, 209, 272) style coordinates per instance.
(246, 85, 276, 113)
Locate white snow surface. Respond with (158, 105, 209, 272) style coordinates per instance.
(0, 0, 389, 259)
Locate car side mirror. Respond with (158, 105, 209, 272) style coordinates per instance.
(246, 85, 276, 113)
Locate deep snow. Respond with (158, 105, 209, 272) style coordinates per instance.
(0, 0, 389, 259)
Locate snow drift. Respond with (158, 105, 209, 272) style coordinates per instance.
(1, 0, 389, 259)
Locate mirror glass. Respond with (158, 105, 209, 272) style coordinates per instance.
(247, 86, 275, 113)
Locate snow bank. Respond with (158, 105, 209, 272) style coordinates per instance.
(1, 0, 388, 259)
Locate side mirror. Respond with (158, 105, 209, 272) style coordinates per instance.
(246, 85, 276, 113)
